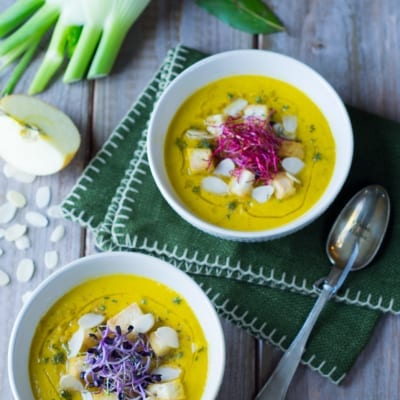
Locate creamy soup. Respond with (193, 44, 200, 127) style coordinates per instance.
(164, 75, 336, 231)
(29, 275, 208, 400)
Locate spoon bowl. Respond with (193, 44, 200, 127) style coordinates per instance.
(327, 185, 390, 270)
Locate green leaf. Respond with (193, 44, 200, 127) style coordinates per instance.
(195, 0, 285, 34)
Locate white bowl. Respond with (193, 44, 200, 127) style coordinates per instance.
(8, 251, 225, 400)
(147, 50, 353, 241)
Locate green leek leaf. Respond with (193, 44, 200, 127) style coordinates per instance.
(195, 0, 285, 34)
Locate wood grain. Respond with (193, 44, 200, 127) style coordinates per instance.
(0, 1, 399, 399)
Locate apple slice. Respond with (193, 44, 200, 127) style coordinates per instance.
(0, 95, 81, 176)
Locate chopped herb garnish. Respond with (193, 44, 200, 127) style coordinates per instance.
(51, 351, 65, 364)
(141, 298, 148, 305)
(212, 116, 282, 184)
(313, 152, 322, 161)
(309, 124, 316, 132)
(228, 201, 238, 211)
(282, 104, 289, 111)
(192, 186, 200, 194)
(172, 296, 182, 304)
(99, 304, 106, 311)
(227, 92, 234, 99)
(197, 138, 212, 149)
(111, 299, 118, 303)
(82, 325, 161, 399)
(175, 137, 187, 150)
(255, 95, 263, 103)
(60, 390, 72, 400)
(175, 351, 184, 359)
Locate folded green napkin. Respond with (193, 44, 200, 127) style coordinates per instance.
(62, 45, 400, 384)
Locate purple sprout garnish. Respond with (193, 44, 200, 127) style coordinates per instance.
(212, 115, 282, 183)
(82, 325, 161, 399)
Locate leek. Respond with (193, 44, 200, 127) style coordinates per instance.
(0, 0, 151, 94)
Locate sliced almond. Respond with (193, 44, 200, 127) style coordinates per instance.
(0, 269, 10, 286)
(0, 202, 17, 224)
(78, 313, 105, 329)
(68, 328, 85, 358)
(213, 158, 235, 177)
(25, 211, 48, 228)
(152, 366, 182, 382)
(223, 98, 248, 116)
(59, 374, 84, 392)
(5, 223, 27, 241)
(16, 258, 35, 282)
(6, 190, 26, 208)
(15, 235, 30, 250)
(132, 313, 155, 333)
(282, 115, 298, 138)
(281, 157, 305, 175)
(50, 224, 65, 242)
(201, 176, 229, 195)
(36, 186, 51, 208)
(252, 185, 275, 204)
(44, 250, 58, 270)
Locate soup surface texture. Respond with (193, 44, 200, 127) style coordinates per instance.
(29, 274, 208, 399)
(164, 75, 336, 231)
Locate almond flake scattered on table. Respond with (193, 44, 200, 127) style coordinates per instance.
(5, 223, 27, 241)
(15, 235, 30, 250)
(0, 202, 17, 224)
(36, 186, 51, 209)
(44, 250, 58, 270)
(50, 225, 65, 242)
(16, 258, 35, 282)
(0, 269, 10, 286)
(25, 211, 48, 228)
(6, 190, 26, 208)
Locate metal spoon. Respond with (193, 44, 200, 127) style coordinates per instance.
(255, 184, 390, 400)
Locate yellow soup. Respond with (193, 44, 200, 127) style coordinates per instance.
(165, 75, 336, 231)
(29, 275, 208, 400)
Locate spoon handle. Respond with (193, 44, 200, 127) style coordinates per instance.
(255, 244, 360, 400)
(254, 285, 332, 400)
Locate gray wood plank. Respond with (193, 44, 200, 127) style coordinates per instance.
(257, 1, 400, 399)
(0, 1, 89, 398)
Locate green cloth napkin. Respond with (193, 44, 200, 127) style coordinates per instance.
(62, 45, 400, 384)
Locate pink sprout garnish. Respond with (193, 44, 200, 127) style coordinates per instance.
(82, 325, 161, 400)
(212, 115, 282, 183)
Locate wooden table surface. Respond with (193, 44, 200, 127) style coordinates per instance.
(1, 1, 399, 399)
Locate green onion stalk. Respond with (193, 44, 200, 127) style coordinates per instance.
(0, 0, 151, 94)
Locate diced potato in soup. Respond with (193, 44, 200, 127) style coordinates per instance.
(164, 75, 336, 231)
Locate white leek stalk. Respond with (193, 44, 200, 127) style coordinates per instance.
(0, 0, 151, 94)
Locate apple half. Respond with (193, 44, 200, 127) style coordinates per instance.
(0, 95, 81, 176)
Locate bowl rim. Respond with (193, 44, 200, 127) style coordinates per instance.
(147, 49, 353, 241)
(8, 251, 226, 400)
